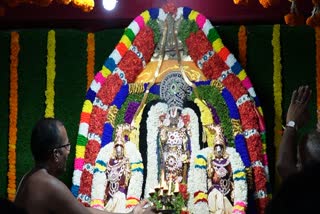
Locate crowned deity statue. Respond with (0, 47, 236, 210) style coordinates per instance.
(206, 124, 234, 214)
(158, 71, 193, 185)
(90, 124, 144, 213)
(188, 124, 247, 214)
(103, 132, 131, 211)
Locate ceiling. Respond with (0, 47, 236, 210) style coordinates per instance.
(0, 0, 313, 31)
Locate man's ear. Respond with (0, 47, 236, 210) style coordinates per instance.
(53, 148, 60, 162)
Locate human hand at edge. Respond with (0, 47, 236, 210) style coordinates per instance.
(132, 199, 157, 214)
(286, 85, 312, 129)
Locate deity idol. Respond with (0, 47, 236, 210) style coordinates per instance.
(159, 71, 194, 184)
(188, 124, 247, 214)
(103, 135, 131, 211)
(90, 124, 144, 213)
(144, 71, 201, 198)
(206, 125, 234, 214)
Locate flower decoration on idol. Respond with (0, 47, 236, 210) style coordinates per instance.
(148, 172, 190, 213)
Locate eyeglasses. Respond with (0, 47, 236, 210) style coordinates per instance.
(55, 143, 71, 151)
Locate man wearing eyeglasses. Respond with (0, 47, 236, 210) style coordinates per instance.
(14, 118, 155, 214)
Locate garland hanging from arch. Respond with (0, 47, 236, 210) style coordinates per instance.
(8, 31, 19, 201)
(72, 7, 269, 213)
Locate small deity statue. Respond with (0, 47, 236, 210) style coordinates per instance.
(104, 134, 131, 212)
(206, 124, 234, 214)
(90, 123, 144, 213)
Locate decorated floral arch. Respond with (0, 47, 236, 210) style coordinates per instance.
(71, 6, 269, 214)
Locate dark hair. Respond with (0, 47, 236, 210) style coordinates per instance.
(30, 118, 64, 162)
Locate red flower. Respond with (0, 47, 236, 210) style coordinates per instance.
(162, 1, 177, 15)
(97, 74, 122, 104)
(89, 107, 107, 135)
(182, 114, 190, 126)
(119, 26, 155, 83)
(179, 183, 189, 200)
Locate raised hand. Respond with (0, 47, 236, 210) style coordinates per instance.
(286, 85, 312, 129)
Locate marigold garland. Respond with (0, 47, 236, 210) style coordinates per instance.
(259, 0, 273, 8)
(87, 33, 95, 90)
(271, 24, 282, 187)
(238, 25, 247, 69)
(316, 27, 320, 110)
(306, 0, 320, 27)
(233, 0, 248, 5)
(5, 0, 94, 12)
(8, 32, 20, 201)
(45, 30, 56, 118)
(284, 0, 305, 26)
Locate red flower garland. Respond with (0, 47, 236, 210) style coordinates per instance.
(88, 108, 108, 136)
(119, 27, 155, 83)
(97, 74, 123, 105)
(118, 52, 143, 83)
(186, 31, 230, 79)
(223, 75, 247, 99)
(186, 31, 212, 62)
(78, 74, 122, 204)
(185, 29, 268, 213)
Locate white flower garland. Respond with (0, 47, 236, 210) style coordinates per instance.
(145, 102, 168, 198)
(187, 150, 209, 214)
(226, 147, 247, 209)
(189, 147, 247, 213)
(125, 142, 144, 212)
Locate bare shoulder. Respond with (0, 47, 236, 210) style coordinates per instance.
(23, 170, 67, 201)
(19, 169, 88, 214)
(30, 170, 73, 200)
(15, 169, 68, 213)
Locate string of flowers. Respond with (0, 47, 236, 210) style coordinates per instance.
(6, 0, 94, 12)
(306, 0, 320, 27)
(238, 25, 247, 69)
(87, 33, 95, 90)
(233, 0, 248, 6)
(259, 0, 273, 8)
(284, 0, 304, 26)
(8, 32, 20, 201)
(74, 9, 160, 203)
(271, 24, 282, 187)
(316, 27, 320, 111)
(186, 11, 268, 211)
(45, 30, 56, 118)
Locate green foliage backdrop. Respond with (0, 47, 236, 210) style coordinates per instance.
(0, 26, 317, 198)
